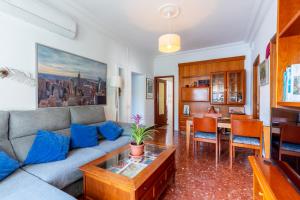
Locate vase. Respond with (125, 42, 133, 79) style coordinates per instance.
(130, 143, 145, 157)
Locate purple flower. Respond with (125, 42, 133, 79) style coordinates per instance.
(131, 114, 142, 125)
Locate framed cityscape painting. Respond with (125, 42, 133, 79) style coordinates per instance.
(37, 44, 107, 108)
(146, 78, 153, 99)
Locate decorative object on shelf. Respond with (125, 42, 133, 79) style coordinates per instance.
(158, 4, 181, 53)
(111, 75, 122, 122)
(208, 105, 218, 114)
(198, 79, 210, 87)
(130, 114, 155, 157)
(0, 67, 35, 86)
(259, 59, 269, 86)
(146, 78, 154, 99)
(229, 106, 245, 114)
(183, 104, 190, 116)
(37, 44, 107, 108)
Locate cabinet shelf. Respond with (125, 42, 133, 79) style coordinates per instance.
(279, 11, 300, 38)
(277, 101, 300, 107)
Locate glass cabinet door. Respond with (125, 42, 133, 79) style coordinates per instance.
(227, 70, 245, 104)
(211, 72, 226, 104)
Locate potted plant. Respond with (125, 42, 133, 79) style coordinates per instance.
(130, 114, 155, 156)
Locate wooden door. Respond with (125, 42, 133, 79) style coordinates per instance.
(253, 56, 260, 119)
(155, 79, 167, 126)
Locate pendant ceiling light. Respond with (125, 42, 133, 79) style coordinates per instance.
(158, 4, 181, 53)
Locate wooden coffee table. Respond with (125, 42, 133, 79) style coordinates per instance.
(80, 143, 176, 200)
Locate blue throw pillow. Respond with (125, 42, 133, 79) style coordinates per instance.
(70, 124, 98, 148)
(98, 121, 123, 141)
(0, 151, 19, 181)
(24, 130, 70, 165)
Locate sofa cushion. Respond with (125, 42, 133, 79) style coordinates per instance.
(0, 169, 75, 200)
(70, 124, 98, 148)
(0, 140, 16, 159)
(22, 148, 106, 189)
(9, 107, 70, 162)
(24, 131, 70, 165)
(117, 122, 132, 136)
(70, 105, 106, 124)
(0, 111, 9, 140)
(282, 142, 300, 153)
(0, 151, 20, 181)
(92, 136, 131, 153)
(98, 121, 123, 141)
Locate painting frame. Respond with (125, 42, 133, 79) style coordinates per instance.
(259, 59, 269, 86)
(36, 43, 107, 108)
(146, 78, 154, 99)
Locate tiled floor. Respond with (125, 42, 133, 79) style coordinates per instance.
(155, 128, 253, 200)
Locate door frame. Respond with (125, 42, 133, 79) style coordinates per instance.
(252, 55, 260, 119)
(154, 76, 175, 130)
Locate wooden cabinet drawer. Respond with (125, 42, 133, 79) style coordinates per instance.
(154, 173, 167, 197)
(141, 187, 154, 200)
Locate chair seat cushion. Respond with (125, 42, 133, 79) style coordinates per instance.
(282, 142, 300, 153)
(92, 136, 131, 153)
(0, 169, 75, 200)
(233, 136, 260, 146)
(22, 148, 106, 189)
(194, 132, 216, 140)
(24, 130, 70, 165)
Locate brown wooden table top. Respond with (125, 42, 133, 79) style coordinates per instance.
(80, 143, 176, 190)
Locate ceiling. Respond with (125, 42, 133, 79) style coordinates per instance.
(45, 0, 264, 54)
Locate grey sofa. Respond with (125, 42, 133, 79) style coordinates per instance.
(0, 105, 132, 200)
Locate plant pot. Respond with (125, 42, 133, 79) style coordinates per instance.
(130, 143, 145, 157)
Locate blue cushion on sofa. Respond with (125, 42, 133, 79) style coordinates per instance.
(282, 142, 300, 153)
(24, 130, 70, 165)
(0, 151, 20, 181)
(98, 121, 124, 141)
(70, 124, 98, 148)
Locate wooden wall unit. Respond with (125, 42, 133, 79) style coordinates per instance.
(178, 56, 246, 131)
(276, 0, 300, 108)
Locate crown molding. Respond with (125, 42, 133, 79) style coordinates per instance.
(245, 0, 275, 44)
(155, 41, 251, 59)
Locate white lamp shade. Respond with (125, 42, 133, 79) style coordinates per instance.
(110, 75, 122, 88)
(159, 33, 181, 53)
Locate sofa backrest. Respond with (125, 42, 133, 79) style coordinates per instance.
(70, 105, 106, 124)
(9, 107, 71, 162)
(0, 111, 16, 158)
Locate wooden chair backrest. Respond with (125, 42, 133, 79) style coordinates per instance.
(280, 125, 300, 144)
(231, 119, 263, 138)
(193, 117, 217, 133)
(231, 114, 253, 120)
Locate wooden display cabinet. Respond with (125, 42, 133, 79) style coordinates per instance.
(227, 70, 245, 105)
(211, 72, 226, 105)
(276, 0, 300, 108)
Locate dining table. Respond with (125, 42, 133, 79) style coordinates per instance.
(185, 117, 231, 154)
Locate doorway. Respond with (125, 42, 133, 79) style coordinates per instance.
(154, 76, 174, 129)
(131, 72, 145, 124)
(252, 55, 260, 119)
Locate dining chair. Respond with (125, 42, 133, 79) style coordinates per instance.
(230, 119, 263, 168)
(231, 114, 253, 120)
(279, 125, 300, 161)
(193, 117, 219, 165)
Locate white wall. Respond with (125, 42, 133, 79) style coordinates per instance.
(250, 0, 277, 126)
(0, 6, 154, 124)
(131, 72, 146, 124)
(154, 42, 252, 130)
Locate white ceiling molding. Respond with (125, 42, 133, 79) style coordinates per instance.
(0, 0, 77, 39)
(245, 0, 275, 44)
